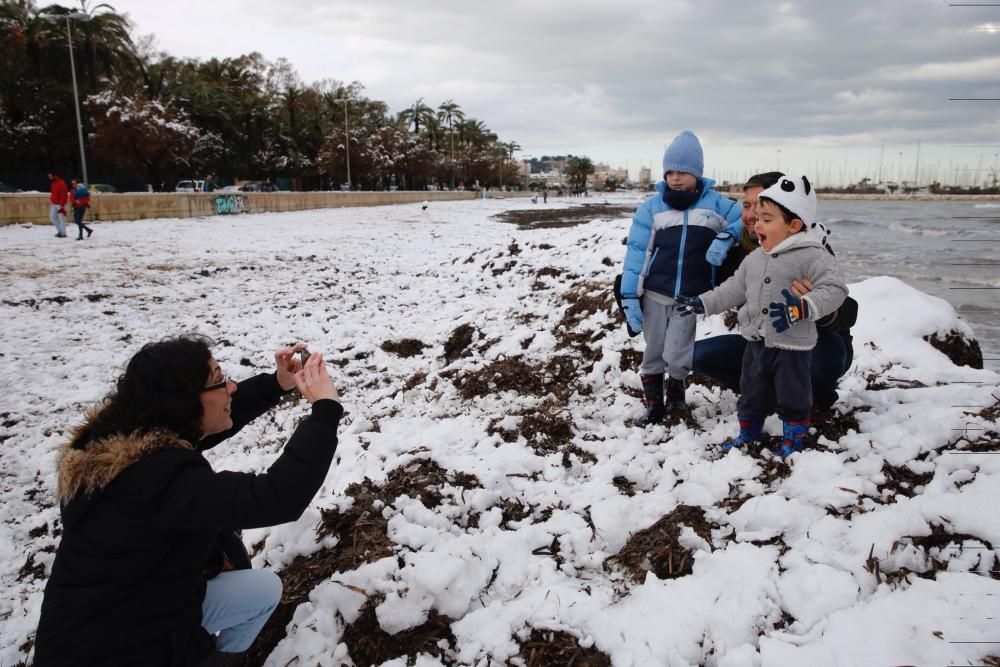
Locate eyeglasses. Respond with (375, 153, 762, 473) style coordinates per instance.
(201, 374, 232, 392)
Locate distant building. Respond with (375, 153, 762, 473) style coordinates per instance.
(638, 166, 651, 186)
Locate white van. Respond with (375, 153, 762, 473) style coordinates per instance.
(175, 179, 206, 192)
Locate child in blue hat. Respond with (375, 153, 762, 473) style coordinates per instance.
(619, 130, 743, 425)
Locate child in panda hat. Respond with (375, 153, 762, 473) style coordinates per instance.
(676, 174, 848, 457)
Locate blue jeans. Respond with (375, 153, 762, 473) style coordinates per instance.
(202, 569, 282, 653)
(692, 330, 850, 409)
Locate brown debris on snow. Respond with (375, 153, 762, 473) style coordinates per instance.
(247, 459, 480, 665)
(381, 338, 427, 358)
(879, 461, 934, 501)
(443, 323, 476, 363)
(554, 280, 617, 368)
(604, 504, 715, 582)
(924, 329, 983, 369)
(486, 404, 574, 455)
(514, 628, 613, 666)
(341, 596, 457, 666)
(453, 356, 578, 402)
(493, 203, 636, 230)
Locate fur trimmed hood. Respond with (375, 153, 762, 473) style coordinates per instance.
(57, 420, 193, 505)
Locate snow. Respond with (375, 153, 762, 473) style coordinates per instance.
(1, 195, 999, 666)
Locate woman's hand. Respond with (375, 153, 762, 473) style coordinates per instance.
(275, 343, 309, 391)
(789, 277, 814, 299)
(294, 352, 340, 404)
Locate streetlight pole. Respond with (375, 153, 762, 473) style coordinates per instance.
(45, 12, 90, 185)
(335, 98, 351, 190)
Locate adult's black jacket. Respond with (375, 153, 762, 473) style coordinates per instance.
(33, 373, 343, 666)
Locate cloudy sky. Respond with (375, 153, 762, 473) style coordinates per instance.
(118, 0, 1000, 186)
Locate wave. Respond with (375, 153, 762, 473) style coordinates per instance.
(822, 217, 866, 227)
(886, 222, 950, 237)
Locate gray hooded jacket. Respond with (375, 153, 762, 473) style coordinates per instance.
(699, 230, 848, 351)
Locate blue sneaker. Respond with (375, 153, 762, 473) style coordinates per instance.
(778, 419, 810, 457)
(723, 415, 763, 450)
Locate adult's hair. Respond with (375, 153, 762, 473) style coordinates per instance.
(73, 334, 215, 449)
(743, 171, 784, 191)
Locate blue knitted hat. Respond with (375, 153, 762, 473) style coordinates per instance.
(662, 130, 704, 178)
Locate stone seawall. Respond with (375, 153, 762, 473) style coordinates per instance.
(0, 190, 534, 226)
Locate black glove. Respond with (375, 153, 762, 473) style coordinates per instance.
(675, 295, 705, 316)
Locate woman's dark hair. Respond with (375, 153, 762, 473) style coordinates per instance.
(74, 335, 215, 449)
(743, 171, 784, 191)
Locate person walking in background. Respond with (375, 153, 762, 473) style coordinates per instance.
(69, 178, 94, 240)
(677, 174, 848, 457)
(618, 131, 744, 426)
(47, 171, 68, 238)
(204, 174, 216, 192)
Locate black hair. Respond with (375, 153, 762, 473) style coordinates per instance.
(757, 196, 806, 232)
(73, 334, 215, 449)
(743, 171, 784, 191)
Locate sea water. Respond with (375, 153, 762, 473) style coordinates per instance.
(819, 199, 1000, 370)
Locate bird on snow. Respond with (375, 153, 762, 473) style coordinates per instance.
(421, 201, 429, 211)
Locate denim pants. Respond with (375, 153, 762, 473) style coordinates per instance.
(72, 207, 90, 235)
(49, 204, 66, 236)
(738, 342, 812, 421)
(202, 569, 282, 652)
(691, 330, 850, 409)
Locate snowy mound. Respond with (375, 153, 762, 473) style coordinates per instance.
(0, 198, 998, 666)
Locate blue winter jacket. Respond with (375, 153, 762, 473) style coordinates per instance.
(620, 178, 742, 300)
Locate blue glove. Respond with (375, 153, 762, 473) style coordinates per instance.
(675, 294, 704, 317)
(622, 297, 643, 334)
(705, 232, 735, 267)
(769, 288, 810, 333)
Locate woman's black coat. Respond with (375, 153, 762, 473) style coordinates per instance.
(33, 373, 343, 666)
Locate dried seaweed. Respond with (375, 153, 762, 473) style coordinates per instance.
(604, 504, 714, 582)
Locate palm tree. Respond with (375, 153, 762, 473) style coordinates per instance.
(437, 99, 463, 188)
(39, 1, 140, 91)
(400, 97, 433, 134)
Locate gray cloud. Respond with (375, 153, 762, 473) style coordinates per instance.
(121, 0, 1000, 181)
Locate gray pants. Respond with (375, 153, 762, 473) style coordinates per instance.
(737, 341, 812, 421)
(640, 299, 695, 380)
(49, 204, 66, 236)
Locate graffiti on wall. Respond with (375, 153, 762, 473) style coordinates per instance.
(214, 194, 249, 215)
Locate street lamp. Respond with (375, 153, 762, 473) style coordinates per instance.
(333, 98, 351, 190)
(43, 12, 90, 185)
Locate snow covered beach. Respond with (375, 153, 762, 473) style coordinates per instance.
(1, 196, 999, 666)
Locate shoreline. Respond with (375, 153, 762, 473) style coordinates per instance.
(817, 193, 1000, 201)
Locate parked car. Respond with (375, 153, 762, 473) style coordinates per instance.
(175, 179, 206, 192)
(0, 181, 22, 193)
(89, 183, 119, 193)
(218, 185, 241, 192)
(238, 181, 277, 192)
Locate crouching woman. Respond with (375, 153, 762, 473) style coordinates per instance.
(34, 335, 343, 666)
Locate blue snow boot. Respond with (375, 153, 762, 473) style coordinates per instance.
(665, 377, 687, 412)
(635, 373, 665, 427)
(723, 415, 763, 451)
(779, 418, 810, 457)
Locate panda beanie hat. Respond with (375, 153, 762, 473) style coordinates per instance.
(662, 131, 704, 178)
(760, 173, 817, 225)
